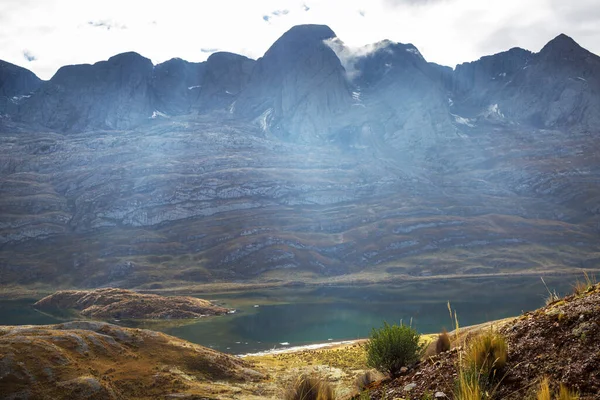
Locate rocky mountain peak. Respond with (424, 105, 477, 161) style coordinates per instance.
(538, 33, 592, 62)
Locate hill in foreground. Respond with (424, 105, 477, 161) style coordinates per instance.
(0, 321, 263, 399)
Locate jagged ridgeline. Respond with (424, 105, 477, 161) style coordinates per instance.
(1, 25, 599, 288)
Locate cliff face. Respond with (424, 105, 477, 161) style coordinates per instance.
(151, 57, 206, 115)
(235, 24, 353, 142)
(0, 60, 42, 115)
(18, 52, 155, 131)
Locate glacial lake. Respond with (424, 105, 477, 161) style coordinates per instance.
(0, 275, 578, 355)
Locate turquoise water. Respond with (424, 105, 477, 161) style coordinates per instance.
(0, 276, 576, 354)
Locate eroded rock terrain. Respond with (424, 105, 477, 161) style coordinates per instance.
(0, 25, 599, 289)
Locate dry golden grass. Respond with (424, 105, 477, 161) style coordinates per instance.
(465, 330, 508, 376)
(455, 371, 483, 400)
(537, 377, 552, 400)
(284, 374, 335, 400)
(558, 384, 580, 400)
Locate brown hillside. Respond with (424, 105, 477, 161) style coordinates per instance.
(0, 321, 263, 399)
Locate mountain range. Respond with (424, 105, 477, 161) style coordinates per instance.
(0, 25, 599, 289)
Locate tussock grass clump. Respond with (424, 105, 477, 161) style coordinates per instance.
(537, 377, 552, 400)
(455, 370, 483, 400)
(558, 384, 580, 400)
(465, 330, 508, 377)
(284, 374, 335, 400)
(435, 329, 451, 354)
(535, 377, 579, 400)
(365, 321, 424, 378)
(572, 271, 596, 296)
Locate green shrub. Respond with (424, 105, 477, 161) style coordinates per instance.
(284, 374, 335, 400)
(365, 321, 424, 378)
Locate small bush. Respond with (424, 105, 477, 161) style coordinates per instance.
(537, 377, 551, 400)
(365, 321, 424, 378)
(436, 330, 451, 354)
(558, 384, 580, 400)
(465, 330, 508, 377)
(284, 374, 335, 400)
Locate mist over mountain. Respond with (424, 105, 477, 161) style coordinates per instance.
(1, 25, 599, 289)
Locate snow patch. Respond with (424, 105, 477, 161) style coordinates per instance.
(10, 94, 31, 104)
(448, 98, 454, 107)
(187, 85, 201, 90)
(406, 47, 422, 57)
(451, 113, 475, 127)
(150, 110, 170, 119)
(352, 91, 361, 101)
(225, 90, 234, 95)
(229, 100, 236, 114)
(488, 104, 505, 118)
(576, 77, 587, 82)
(258, 108, 273, 132)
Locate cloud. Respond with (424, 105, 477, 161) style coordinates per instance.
(23, 50, 36, 62)
(0, 0, 598, 80)
(324, 37, 395, 80)
(87, 20, 127, 30)
(201, 48, 220, 54)
(263, 9, 290, 23)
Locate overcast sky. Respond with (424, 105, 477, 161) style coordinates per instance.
(1, 0, 599, 80)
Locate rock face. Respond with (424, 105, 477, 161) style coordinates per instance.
(34, 288, 230, 319)
(151, 57, 206, 115)
(453, 34, 600, 130)
(18, 52, 155, 131)
(235, 24, 352, 141)
(0, 321, 261, 399)
(1, 26, 600, 288)
(348, 40, 456, 152)
(0, 60, 42, 114)
(195, 52, 255, 112)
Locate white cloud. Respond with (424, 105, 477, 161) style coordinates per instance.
(0, 0, 598, 80)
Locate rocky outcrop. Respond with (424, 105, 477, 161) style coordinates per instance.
(235, 24, 352, 142)
(34, 288, 230, 319)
